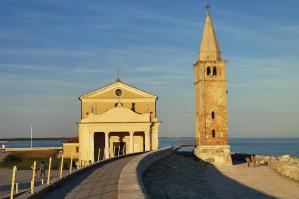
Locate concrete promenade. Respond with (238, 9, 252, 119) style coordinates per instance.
(143, 152, 299, 199)
(0, 169, 68, 198)
(206, 162, 299, 199)
(42, 155, 137, 199)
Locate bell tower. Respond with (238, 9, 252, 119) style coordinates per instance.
(193, 6, 232, 165)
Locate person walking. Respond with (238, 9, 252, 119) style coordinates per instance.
(40, 161, 45, 184)
(1, 144, 6, 152)
(252, 154, 256, 167)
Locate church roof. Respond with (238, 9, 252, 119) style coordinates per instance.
(198, 7, 221, 61)
(79, 79, 158, 99)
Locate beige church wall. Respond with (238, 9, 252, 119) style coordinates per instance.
(135, 102, 155, 115)
(122, 102, 136, 111)
(151, 124, 159, 150)
(81, 100, 156, 120)
(93, 88, 147, 99)
(63, 143, 79, 159)
(81, 102, 92, 119)
(82, 102, 115, 119)
(133, 132, 145, 152)
(79, 125, 94, 163)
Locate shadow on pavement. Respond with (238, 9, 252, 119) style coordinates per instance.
(143, 151, 276, 199)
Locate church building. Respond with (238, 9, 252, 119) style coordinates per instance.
(193, 7, 232, 165)
(78, 79, 159, 163)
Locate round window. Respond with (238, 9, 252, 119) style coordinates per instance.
(115, 89, 123, 97)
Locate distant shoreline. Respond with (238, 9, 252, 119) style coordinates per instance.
(0, 137, 298, 141)
(0, 137, 67, 141)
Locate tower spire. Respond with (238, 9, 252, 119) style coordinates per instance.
(198, 5, 221, 61)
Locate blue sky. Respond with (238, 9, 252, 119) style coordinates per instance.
(0, 0, 298, 138)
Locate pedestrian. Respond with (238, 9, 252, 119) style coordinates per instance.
(2, 144, 6, 152)
(246, 157, 250, 167)
(75, 161, 79, 170)
(252, 154, 256, 167)
(40, 161, 45, 183)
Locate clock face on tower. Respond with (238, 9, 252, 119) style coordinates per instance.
(115, 88, 123, 97)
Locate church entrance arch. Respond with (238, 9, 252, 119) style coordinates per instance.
(109, 132, 129, 157)
(94, 132, 105, 162)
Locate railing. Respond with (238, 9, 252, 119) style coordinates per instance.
(173, 144, 196, 152)
(7, 152, 143, 199)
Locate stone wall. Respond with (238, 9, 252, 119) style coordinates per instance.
(118, 147, 173, 199)
(256, 155, 299, 181)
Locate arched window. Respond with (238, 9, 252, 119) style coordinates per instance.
(211, 111, 215, 119)
(212, 130, 216, 138)
(207, 66, 211, 75)
(213, 66, 217, 75)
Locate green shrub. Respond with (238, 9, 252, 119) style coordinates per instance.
(0, 154, 76, 170)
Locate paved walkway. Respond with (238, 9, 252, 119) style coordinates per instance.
(43, 155, 137, 199)
(206, 162, 299, 199)
(0, 169, 68, 198)
(143, 152, 299, 199)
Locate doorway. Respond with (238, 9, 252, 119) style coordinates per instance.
(113, 141, 126, 156)
(94, 132, 105, 162)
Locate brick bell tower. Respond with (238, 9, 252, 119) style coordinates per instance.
(193, 6, 232, 165)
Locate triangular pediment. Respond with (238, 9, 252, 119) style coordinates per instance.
(80, 80, 157, 99)
(81, 106, 150, 123)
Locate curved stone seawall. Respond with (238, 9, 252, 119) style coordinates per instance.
(118, 147, 173, 199)
(256, 155, 299, 181)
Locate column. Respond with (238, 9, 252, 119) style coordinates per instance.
(129, 131, 134, 153)
(104, 132, 109, 159)
(144, 131, 150, 151)
(89, 132, 94, 162)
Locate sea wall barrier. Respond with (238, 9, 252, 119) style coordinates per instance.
(118, 147, 173, 199)
(255, 155, 299, 182)
(15, 152, 143, 199)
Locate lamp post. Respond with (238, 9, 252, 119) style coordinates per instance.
(30, 121, 32, 148)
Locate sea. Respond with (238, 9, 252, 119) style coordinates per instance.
(1, 137, 298, 157)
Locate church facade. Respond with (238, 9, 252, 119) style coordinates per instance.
(78, 79, 159, 163)
(193, 7, 232, 165)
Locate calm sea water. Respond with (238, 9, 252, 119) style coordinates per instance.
(0, 140, 62, 148)
(159, 137, 299, 157)
(1, 137, 299, 157)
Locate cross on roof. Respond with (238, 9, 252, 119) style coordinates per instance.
(116, 66, 122, 82)
(116, 66, 120, 79)
(206, 4, 211, 14)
